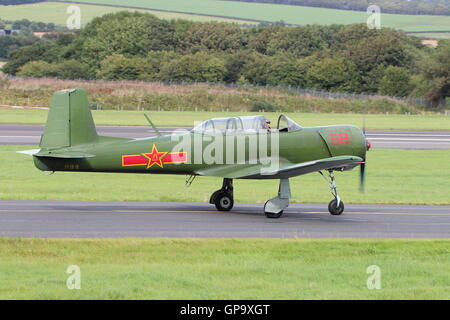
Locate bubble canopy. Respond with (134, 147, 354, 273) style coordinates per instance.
(192, 115, 302, 133)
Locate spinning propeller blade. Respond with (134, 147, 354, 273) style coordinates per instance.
(359, 161, 366, 192)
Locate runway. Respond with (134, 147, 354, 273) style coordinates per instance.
(1, 124, 450, 149)
(0, 200, 449, 238)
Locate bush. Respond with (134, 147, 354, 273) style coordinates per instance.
(251, 100, 277, 112)
(159, 52, 226, 83)
(17, 61, 54, 78)
(17, 60, 91, 79)
(378, 66, 411, 97)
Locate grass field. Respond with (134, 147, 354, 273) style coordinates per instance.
(1, 108, 449, 131)
(56, 0, 450, 31)
(0, 2, 254, 26)
(2, 146, 450, 205)
(0, 238, 448, 299)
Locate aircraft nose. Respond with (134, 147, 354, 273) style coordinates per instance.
(354, 127, 368, 160)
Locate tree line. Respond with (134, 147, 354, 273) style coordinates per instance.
(2, 12, 449, 106)
(227, 0, 450, 16)
(0, 19, 67, 60)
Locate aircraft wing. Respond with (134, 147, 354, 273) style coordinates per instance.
(195, 155, 363, 179)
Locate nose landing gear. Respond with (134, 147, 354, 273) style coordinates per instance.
(320, 170, 344, 215)
(264, 178, 291, 218)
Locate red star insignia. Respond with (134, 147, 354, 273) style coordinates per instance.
(142, 144, 167, 168)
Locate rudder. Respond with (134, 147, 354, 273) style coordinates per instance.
(40, 88, 98, 148)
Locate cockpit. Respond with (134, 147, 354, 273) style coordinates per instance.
(192, 115, 301, 134)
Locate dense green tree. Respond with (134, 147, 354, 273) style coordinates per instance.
(53, 60, 91, 80)
(97, 54, 147, 80)
(180, 22, 247, 53)
(17, 60, 90, 79)
(159, 52, 226, 83)
(2, 41, 61, 75)
(265, 57, 310, 87)
(247, 26, 282, 54)
(378, 66, 411, 97)
(17, 60, 54, 78)
(224, 51, 255, 83)
(266, 26, 327, 57)
(76, 12, 176, 69)
(420, 42, 450, 106)
(307, 57, 360, 92)
(0, 35, 37, 59)
(242, 54, 274, 85)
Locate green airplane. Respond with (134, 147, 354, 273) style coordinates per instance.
(20, 88, 370, 218)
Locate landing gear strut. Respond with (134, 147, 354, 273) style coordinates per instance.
(264, 178, 291, 219)
(320, 170, 344, 215)
(210, 178, 234, 211)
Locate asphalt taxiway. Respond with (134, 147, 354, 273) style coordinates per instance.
(0, 200, 449, 238)
(1, 124, 449, 149)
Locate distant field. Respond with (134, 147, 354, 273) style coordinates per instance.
(0, 2, 254, 26)
(56, 0, 450, 31)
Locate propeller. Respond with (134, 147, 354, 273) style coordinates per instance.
(359, 161, 366, 192)
(359, 112, 369, 192)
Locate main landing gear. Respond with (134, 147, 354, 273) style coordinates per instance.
(210, 173, 343, 217)
(320, 170, 344, 215)
(210, 178, 234, 211)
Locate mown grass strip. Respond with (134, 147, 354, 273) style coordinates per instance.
(0, 238, 448, 299)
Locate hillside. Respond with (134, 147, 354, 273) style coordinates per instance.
(54, 0, 450, 31)
(0, 2, 255, 25)
(2, 12, 448, 106)
(226, 0, 450, 16)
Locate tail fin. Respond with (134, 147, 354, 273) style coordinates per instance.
(40, 88, 98, 148)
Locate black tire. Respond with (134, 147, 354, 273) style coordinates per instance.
(328, 199, 344, 215)
(265, 211, 283, 219)
(214, 193, 234, 211)
(264, 200, 284, 218)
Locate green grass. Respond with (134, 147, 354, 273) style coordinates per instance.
(1, 108, 450, 131)
(57, 0, 450, 31)
(2, 146, 450, 205)
(0, 2, 254, 26)
(0, 238, 448, 299)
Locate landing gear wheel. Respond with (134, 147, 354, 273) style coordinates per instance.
(328, 199, 344, 215)
(264, 200, 284, 219)
(214, 193, 234, 211)
(265, 211, 283, 219)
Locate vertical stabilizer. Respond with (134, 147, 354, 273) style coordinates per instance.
(40, 88, 98, 148)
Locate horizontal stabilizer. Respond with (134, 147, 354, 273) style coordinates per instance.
(16, 149, 41, 156)
(34, 150, 96, 159)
